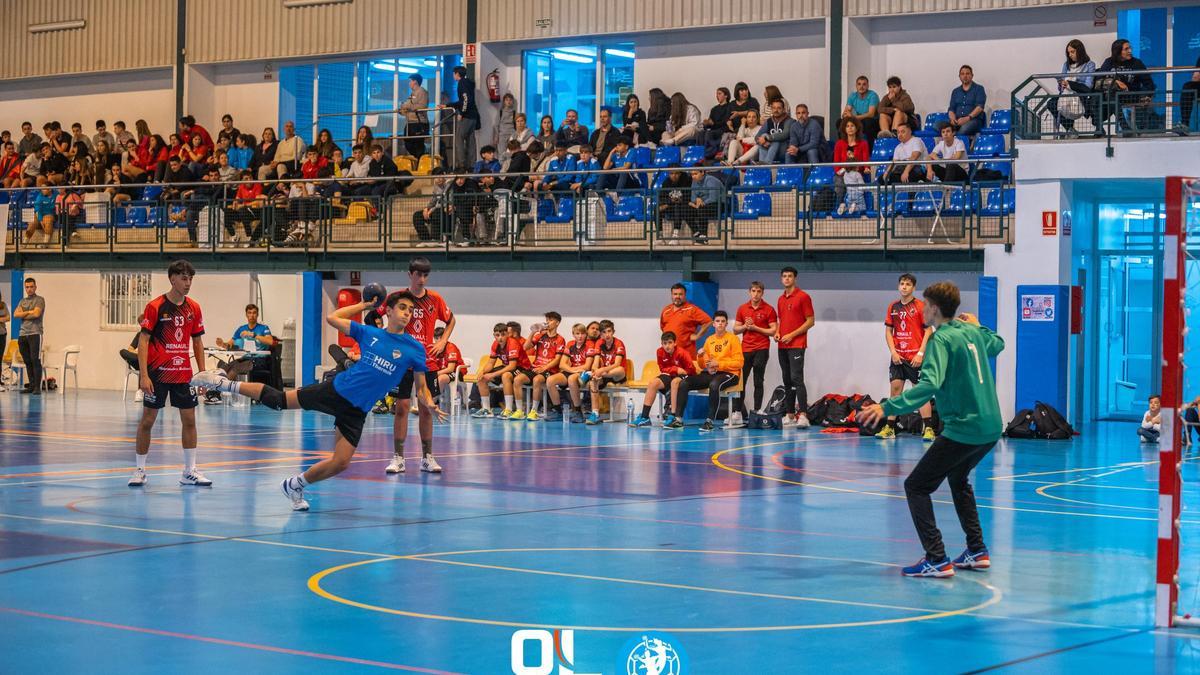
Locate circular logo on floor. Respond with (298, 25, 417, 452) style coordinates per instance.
(618, 632, 686, 675)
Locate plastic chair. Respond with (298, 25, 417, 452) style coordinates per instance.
(774, 167, 806, 190)
(805, 166, 835, 187)
(614, 196, 645, 221)
(733, 193, 772, 220)
(870, 138, 899, 162)
(740, 168, 772, 189)
(680, 145, 706, 167)
(971, 134, 1007, 158)
(981, 188, 1015, 216)
(544, 198, 575, 224)
(652, 146, 681, 167)
(628, 147, 652, 168)
(43, 345, 80, 391)
(983, 109, 1011, 134)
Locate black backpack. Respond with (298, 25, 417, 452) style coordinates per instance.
(764, 386, 788, 415)
(896, 412, 925, 435)
(1005, 408, 1037, 439)
(1033, 401, 1074, 439)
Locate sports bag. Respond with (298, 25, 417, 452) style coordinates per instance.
(1033, 401, 1074, 439)
(1005, 408, 1037, 439)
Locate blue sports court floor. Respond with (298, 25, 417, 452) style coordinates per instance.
(1, 390, 1198, 673)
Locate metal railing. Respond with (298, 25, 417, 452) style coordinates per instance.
(318, 106, 456, 164)
(2, 157, 1013, 258)
(1012, 65, 1200, 151)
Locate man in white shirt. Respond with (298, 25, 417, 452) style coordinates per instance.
(929, 122, 968, 183)
(271, 121, 307, 179)
(345, 143, 372, 191)
(885, 121, 927, 184)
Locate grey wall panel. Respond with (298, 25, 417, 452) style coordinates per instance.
(846, 0, 1094, 17)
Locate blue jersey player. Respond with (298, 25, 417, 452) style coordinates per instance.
(192, 291, 445, 511)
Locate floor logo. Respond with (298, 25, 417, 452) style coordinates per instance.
(618, 632, 686, 675)
(511, 629, 600, 675)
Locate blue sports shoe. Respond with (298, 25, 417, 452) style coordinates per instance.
(585, 412, 601, 425)
(628, 415, 651, 428)
(951, 548, 991, 570)
(901, 557, 955, 578)
(569, 410, 585, 424)
(544, 408, 563, 422)
(662, 414, 677, 426)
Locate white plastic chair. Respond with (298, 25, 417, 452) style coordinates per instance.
(44, 345, 80, 391)
(122, 363, 140, 401)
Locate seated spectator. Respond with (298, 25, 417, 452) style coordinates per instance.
(70, 122, 94, 155)
(536, 142, 577, 195)
(1177, 56, 1200, 132)
(1049, 39, 1098, 137)
(92, 139, 120, 174)
(216, 303, 278, 387)
(589, 108, 620, 164)
(19, 146, 42, 188)
(843, 75, 881, 140)
(629, 331, 697, 427)
(343, 143, 371, 193)
(787, 104, 824, 164)
(1184, 396, 1200, 446)
(726, 82, 760, 135)
(755, 99, 795, 164)
(646, 88, 671, 145)
(602, 135, 638, 192)
(216, 114, 241, 147)
(502, 113, 534, 166)
(412, 169, 449, 245)
(301, 146, 331, 184)
(131, 120, 150, 148)
(725, 109, 762, 166)
(657, 167, 692, 241)
(1099, 39, 1156, 133)
(763, 84, 790, 113)
(660, 92, 702, 147)
(534, 116, 557, 162)
(178, 115, 214, 154)
(93, 120, 116, 153)
(929, 122, 968, 183)
(666, 311, 743, 432)
(877, 76, 916, 139)
(545, 323, 593, 421)
(182, 133, 210, 175)
(271, 121, 306, 178)
(885, 121, 927, 184)
(1137, 394, 1161, 443)
(167, 133, 186, 162)
(431, 325, 462, 409)
(513, 312, 567, 420)
(17, 122, 42, 157)
(223, 170, 265, 245)
(0, 142, 23, 188)
(471, 323, 520, 416)
(36, 143, 68, 186)
(445, 172, 481, 244)
(833, 117, 870, 215)
(228, 133, 253, 170)
(555, 109, 589, 151)
(702, 87, 732, 158)
(105, 164, 136, 207)
(499, 140, 531, 192)
(47, 122, 70, 155)
(354, 144, 400, 198)
(473, 145, 501, 174)
(582, 320, 626, 425)
(620, 94, 648, 146)
(312, 128, 339, 159)
(948, 65, 987, 136)
(686, 167, 723, 244)
(570, 144, 601, 195)
(24, 187, 56, 246)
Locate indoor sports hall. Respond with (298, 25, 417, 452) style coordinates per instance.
(1, 2, 1199, 673)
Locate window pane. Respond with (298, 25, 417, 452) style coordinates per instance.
(551, 46, 597, 129)
(1117, 8, 1168, 91)
(358, 60, 399, 148)
(278, 65, 314, 139)
(524, 50, 552, 125)
(1173, 6, 1200, 113)
(441, 54, 464, 107)
(602, 43, 635, 116)
(316, 62, 355, 148)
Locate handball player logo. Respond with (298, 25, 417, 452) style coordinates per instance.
(619, 633, 685, 675)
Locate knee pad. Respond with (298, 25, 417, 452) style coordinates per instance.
(260, 386, 287, 410)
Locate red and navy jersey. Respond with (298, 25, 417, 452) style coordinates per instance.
(656, 346, 697, 377)
(565, 340, 592, 368)
(139, 295, 204, 384)
(490, 337, 523, 366)
(596, 337, 627, 368)
(885, 298, 927, 361)
(529, 331, 566, 370)
(405, 289, 453, 369)
(434, 341, 462, 372)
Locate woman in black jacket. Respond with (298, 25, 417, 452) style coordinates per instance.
(621, 94, 648, 146)
(1098, 38, 1156, 133)
(645, 88, 671, 145)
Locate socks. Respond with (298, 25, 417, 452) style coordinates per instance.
(289, 474, 309, 490)
(504, 394, 514, 410)
(136, 454, 147, 470)
(421, 439, 433, 458)
(228, 380, 242, 395)
(641, 405, 652, 418)
(182, 447, 196, 473)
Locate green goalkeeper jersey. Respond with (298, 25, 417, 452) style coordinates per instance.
(882, 320, 1006, 445)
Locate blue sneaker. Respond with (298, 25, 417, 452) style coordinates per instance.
(579, 372, 592, 385)
(544, 408, 563, 422)
(585, 412, 601, 425)
(628, 415, 651, 428)
(569, 410, 585, 424)
(662, 414, 676, 426)
(901, 557, 955, 578)
(951, 548, 991, 570)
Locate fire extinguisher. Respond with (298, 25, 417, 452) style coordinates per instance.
(335, 288, 362, 348)
(486, 69, 501, 103)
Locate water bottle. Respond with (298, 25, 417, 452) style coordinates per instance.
(626, 398, 634, 422)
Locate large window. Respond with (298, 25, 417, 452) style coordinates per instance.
(100, 272, 153, 331)
(523, 42, 634, 129)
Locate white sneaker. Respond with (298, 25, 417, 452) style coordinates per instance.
(385, 455, 406, 474)
(128, 468, 147, 486)
(795, 414, 811, 428)
(281, 478, 309, 511)
(191, 368, 232, 394)
(180, 470, 213, 486)
(847, 202, 861, 214)
(727, 412, 745, 428)
(836, 203, 847, 215)
(134, 390, 144, 403)
(420, 456, 443, 473)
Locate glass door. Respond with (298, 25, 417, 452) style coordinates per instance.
(1096, 253, 1159, 419)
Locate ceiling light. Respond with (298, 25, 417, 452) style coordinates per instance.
(29, 19, 86, 33)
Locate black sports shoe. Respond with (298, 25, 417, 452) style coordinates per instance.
(699, 419, 714, 433)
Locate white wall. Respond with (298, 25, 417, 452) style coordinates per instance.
(321, 270, 979, 405)
(30, 271, 301, 391)
(0, 70, 176, 141)
(849, 5, 1115, 122)
(193, 62, 282, 136)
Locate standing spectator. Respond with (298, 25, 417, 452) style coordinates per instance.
(272, 121, 306, 178)
(13, 277, 45, 395)
(93, 120, 116, 153)
(702, 87, 732, 158)
(877, 76, 916, 138)
(775, 266, 814, 427)
(1137, 394, 1162, 443)
(17, 122, 43, 157)
(0, 289, 7, 372)
(885, 121, 928, 184)
(1049, 40, 1097, 137)
(401, 74, 431, 158)
(660, 93, 703, 147)
(589, 108, 619, 164)
(253, 127, 279, 178)
(734, 280, 778, 417)
(787, 104, 824, 164)
(659, 283, 712, 358)
(1177, 55, 1200, 133)
(685, 167, 722, 243)
(216, 114, 241, 147)
(726, 82, 760, 134)
(833, 118, 870, 215)
(843, 75, 881, 140)
(1098, 39, 1155, 133)
(755, 99, 795, 164)
(725, 109, 763, 165)
(947, 65, 987, 136)
(492, 93, 519, 154)
(929, 122, 968, 183)
(555, 109, 589, 151)
(646, 88, 671, 145)
(620, 94, 648, 146)
(446, 66, 480, 171)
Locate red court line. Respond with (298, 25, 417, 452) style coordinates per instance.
(0, 606, 463, 674)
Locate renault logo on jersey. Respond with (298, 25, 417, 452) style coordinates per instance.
(175, 328, 185, 342)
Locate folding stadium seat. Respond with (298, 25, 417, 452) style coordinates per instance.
(907, 191, 943, 216)
(971, 134, 1008, 158)
(652, 146, 681, 167)
(650, 171, 669, 191)
(943, 189, 975, 215)
(628, 147, 652, 168)
(615, 195, 645, 221)
(604, 196, 627, 222)
(806, 166, 835, 187)
(980, 188, 1015, 216)
(1002, 187, 1016, 214)
(917, 113, 949, 137)
(733, 193, 771, 220)
(983, 109, 1011, 135)
(921, 136, 937, 154)
(870, 137, 899, 162)
(141, 185, 163, 201)
(773, 166, 806, 190)
(739, 168, 772, 190)
(680, 145, 706, 167)
(544, 197, 575, 223)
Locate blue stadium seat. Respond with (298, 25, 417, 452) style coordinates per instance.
(870, 138, 899, 162)
(733, 193, 771, 220)
(544, 197, 575, 223)
(943, 189, 975, 215)
(650, 171, 669, 190)
(774, 166, 806, 189)
(805, 166, 835, 187)
(907, 191, 943, 216)
(628, 147, 652, 168)
(680, 145, 706, 167)
(971, 134, 1007, 158)
(740, 168, 772, 189)
(605, 196, 644, 222)
(917, 112, 950, 137)
(652, 146, 681, 168)
(981, 188, 1015, 216)
(983, 109, 1011, 135)
(982, 161, 1011, 182)
(141, 185, 163, 201)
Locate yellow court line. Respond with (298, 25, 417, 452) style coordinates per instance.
(307, 547, 1003, 633)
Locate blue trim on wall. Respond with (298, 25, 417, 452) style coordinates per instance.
(301, 272, 321, 386)
(680, 280, 718, 420)
(1015, 284, 1070, 413)
(979, 275, 998, 373)
(10, 269, 23, 338)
